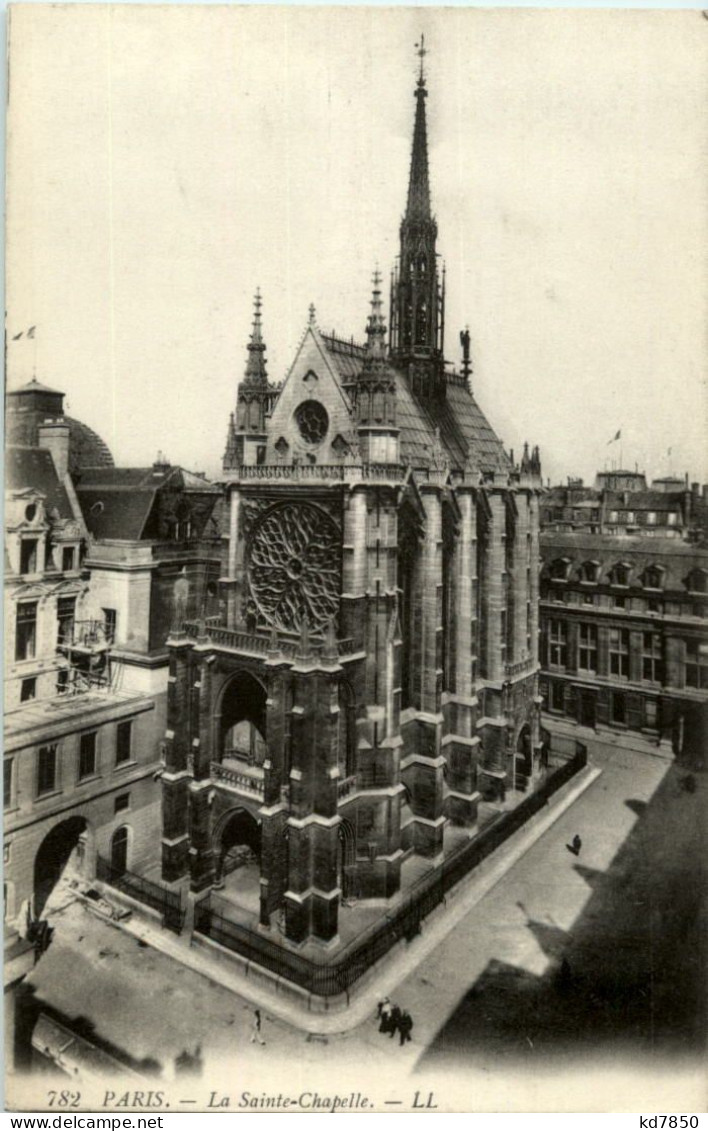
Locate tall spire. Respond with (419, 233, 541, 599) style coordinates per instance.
(243, 288, 267, 385)
(390, 36, 445, 396)
(406, 35, 432, 222)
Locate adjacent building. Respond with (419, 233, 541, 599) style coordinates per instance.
(4, 384, 158, 927)
(4, 381, 223, 935)
(539, 470, 708, 759)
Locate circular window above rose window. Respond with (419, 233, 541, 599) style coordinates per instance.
(294, 400, 328, 446)
(247, 502, 340, 633)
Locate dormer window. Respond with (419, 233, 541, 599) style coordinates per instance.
(687, 569, 707, 595)
(549, 559, 570, 582)
(611, 563, 630, 587)
(62, 546, 75, 572)
(643, 565, 664, 591)
(580, 560, 599, 584)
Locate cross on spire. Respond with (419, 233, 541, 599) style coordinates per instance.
(415, 34, 427, 85)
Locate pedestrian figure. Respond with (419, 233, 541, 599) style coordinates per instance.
(375, 999, 391, 1035)
(377, 997, 391, 1032)
(250, 1009, 266, 1046)
(398, 1010, 413, 1046)
(388, 1004, 402, 1039)
(566, 834, 582, 856)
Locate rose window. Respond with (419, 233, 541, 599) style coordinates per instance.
(294, 400, 328, 445)
(247, 502, 340, 632)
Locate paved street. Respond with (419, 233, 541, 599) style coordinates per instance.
(238, 739, 706, 1111)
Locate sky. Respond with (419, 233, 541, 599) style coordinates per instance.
(6, 6, 707, 486)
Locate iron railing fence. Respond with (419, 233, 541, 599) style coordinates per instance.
(96, 857, 185, 933)
(193, 743, 587, 999)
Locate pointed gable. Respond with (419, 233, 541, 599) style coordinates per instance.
(266, 322, 356, 465)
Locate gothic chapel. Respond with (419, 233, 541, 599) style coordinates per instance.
(162, 44, 545, 947)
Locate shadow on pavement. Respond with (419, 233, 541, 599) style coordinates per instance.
(417, 760, 707, 1069)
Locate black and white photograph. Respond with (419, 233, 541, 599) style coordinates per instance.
(3, 5, 706, 1115)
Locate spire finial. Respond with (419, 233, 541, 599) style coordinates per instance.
(415, 34, 427, 85)
(364, 266, 387, 367)
(243, 288, 267, 384)
(308, 303, 316, 326)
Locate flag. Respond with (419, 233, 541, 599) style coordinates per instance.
(27, 326, 36, 339)
(12, 331, 22, 340)
(607, 429, 621, 444)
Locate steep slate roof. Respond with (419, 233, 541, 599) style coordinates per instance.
(76, 466, 220, 541)
(6, 447, 74, 520)
(322, 336, 508, 474)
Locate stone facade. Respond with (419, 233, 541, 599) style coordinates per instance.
(163, 60, 545, 947)
(539, 471, 708, 758)
(4, 390, 160, 928)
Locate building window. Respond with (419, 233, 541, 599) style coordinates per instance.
(114, 793, 130, 814)
(647, 598, 662, 614)
(37, 745, 58, 797)
(644, 566, 663, 590)
(549, 682, 565, 712)
(4, 761, 12, 809)
(56, 597, 76, 648)
(549, 559, 569, 581)
(582, 592, 594, 605)
(685, 641, 708, 690)
(62, 546, 75, 572)
(687, 570, 707, 595)
(609, 628, 629, 679)
(19, 539, 38, 575)
(611, 692, 626, 725)
(56, 669, 69, 694)
(642, 633, 663, 683)
(20, 677, 37, 702)
(116, 720, 132, 765)
(646, 512, 656, 526)
(613, 595, 627, 610)
(644, 699, 658, 729)
(580, 561, 598, 584)
(548, 619, 568, 668)
(102, 608, 117, 643)
(78, 731, 97, 780)
(667, 512, 678, 527)
(15, 602, 38, 661)
(578, 624, 598, 672)
(611, 563, 629, 587)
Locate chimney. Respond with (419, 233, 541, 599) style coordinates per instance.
(38, 418, 71, 480)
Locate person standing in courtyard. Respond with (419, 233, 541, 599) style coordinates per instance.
(377, 997, 392, 1033)
(388, 1003, 402, 1039)
(398, 1009, 413, 1046)
(250, 1009, 266, 1046)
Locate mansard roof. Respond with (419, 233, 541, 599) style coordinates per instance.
(540, 530, 708, 589)
(76, 465, 219, 541)
(6, 447, 74, 521)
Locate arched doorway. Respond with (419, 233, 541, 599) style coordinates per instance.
(33, 816, 88, 916)
(514, 725, 533, 793)
(213, 808, 261, 906)
(219, 671, 267, 768)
